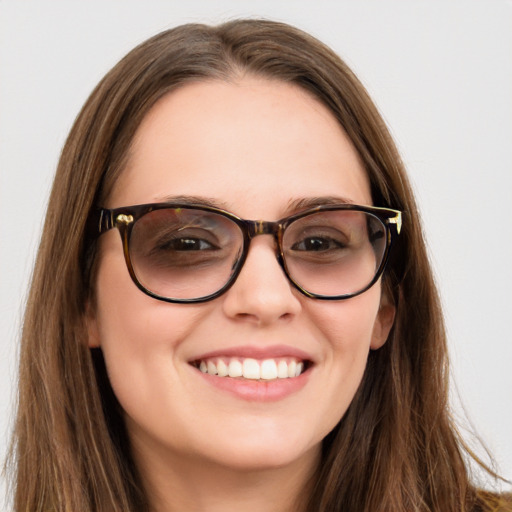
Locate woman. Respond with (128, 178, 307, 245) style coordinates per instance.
(8, 19, 510, 511)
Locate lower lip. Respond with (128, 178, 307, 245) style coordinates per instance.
(193, 366, 311, 402)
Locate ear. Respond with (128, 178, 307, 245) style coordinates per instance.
(85, 300, 101, 348)
(370, 298, 396, 350)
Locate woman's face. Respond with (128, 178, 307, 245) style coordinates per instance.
(88, 78, 395, 474)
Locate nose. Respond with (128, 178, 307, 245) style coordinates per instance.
(221, 236, 302, 325)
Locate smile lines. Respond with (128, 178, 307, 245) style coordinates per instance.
(193, 357, 306, 381)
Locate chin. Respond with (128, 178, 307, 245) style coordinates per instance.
(190, 425, 322, 473)
(208, 443, 320, 473)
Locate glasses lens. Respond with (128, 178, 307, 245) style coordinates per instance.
(129, 208, 243, 300)
(282, 210, 387, 297)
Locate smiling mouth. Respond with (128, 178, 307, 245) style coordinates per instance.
(191, 357, 310, 381)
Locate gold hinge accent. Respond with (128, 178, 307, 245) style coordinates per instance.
(388, 212, 402, 234)
(116, 214, 134, 225)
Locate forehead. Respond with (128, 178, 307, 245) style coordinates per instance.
(108, 78, 371, 215)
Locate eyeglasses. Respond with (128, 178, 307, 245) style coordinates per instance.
(94, 202, 402, 303)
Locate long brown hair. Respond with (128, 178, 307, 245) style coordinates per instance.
(7, 19, 510, 511)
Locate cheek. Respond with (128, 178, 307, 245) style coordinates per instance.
(304, 287, 381, 423)
(94, 245, 207, 347)
(309, 286, 382, 354)
(92, 251, 209, 407)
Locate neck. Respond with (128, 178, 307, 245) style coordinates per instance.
(131, 437, 320, 512)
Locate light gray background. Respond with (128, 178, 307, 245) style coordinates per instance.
(1, 1, 511, 507)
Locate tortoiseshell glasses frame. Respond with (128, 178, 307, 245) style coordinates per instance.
(93, 202, 402, 303)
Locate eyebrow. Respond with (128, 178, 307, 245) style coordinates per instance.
(154, 195, 232, 210)
(285, 196, 356, 213)
(153, 194, 357, 216)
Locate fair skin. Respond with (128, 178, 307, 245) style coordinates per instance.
(88, 77, 395, 512)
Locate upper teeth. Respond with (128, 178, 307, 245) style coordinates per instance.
(196, 358, 305, 380)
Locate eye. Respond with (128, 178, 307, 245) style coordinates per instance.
(159, 236, 218, 252)
(144, 231, 225, 269)
(291, 236, 344, 252)
(148, 225, 222, 254)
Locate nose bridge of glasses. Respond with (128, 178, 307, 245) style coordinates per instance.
(246, 220, 280, 239)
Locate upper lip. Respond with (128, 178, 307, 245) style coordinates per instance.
(189, 344, 314, 363)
